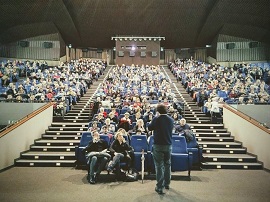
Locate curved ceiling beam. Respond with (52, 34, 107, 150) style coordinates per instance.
(60, 0, 82, 46)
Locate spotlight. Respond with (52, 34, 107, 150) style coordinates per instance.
(125, 38, 127, 41)
(131, 46, 136, 51)
(134, 38, 137, 41)
(154, 38, 157, 41)
(159, 38, 162, 41)
(129, 38, 132, 41)
(144, 38, 147, 41)
(113, 47, 116, 51)
(68, 44, 72, 48)
(119, 38, 122, 41)
(149, 38, 152, 41)
(139, 38, 142, 41)
(160, 47, 164, 51)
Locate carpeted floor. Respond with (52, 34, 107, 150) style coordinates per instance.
(0, 167, 270, 202)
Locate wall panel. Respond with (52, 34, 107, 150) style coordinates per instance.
(0, 33, 62, 61)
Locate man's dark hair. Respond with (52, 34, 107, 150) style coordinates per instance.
(156, 104, 167, 114)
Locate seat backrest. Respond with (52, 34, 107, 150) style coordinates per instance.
(172, 136, 188, 153)
(130, 135, 148, 152)
(80, 132, 92, 147)
(99, 134, 110, 147)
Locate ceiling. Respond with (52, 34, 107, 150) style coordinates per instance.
(0, 0, 269, 49)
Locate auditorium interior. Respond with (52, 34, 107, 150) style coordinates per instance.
(0, 1, 270, 202)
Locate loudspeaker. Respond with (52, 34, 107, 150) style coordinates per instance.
(174, 49, 181, 54)
(140, 51, 146, 57)
(226, 43, 235, 49)
(249, 42, 258, 48)
(118, 51, 124, 57)
(82, 48, 88, 52)
(130, 51, 135, 57)
(19, 41, 29, 47)
(151, 51, 157, 57)
(43, 42, 53, 48)
(97, 49, 103, 53)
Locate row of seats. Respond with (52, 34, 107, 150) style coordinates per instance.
(75, 132, 202, 176)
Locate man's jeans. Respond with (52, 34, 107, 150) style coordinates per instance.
(152, 144, 172, 190)
(89, 156, 108, 176)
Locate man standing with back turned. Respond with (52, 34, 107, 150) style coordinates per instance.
(148, 104, 174, 195)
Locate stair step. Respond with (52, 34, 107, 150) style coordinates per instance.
(30, 145, 75, 152)
(201, 162, 262, 169)
(203, 154, 257, 162)
(196, 137, 234, 142)
(202, 148, 246, 154)
(51, 122, 88, 127)
(199, 141, 242, 148)
(195, 133, 231, 137)
(15, 159, 76, 167)
(190, 124, 224, 129)
(42, 134, 82, 140)
(47, 127, 88, 131)
(35, 139, 80, 146)
(192, 129, 228, 133)
(45, 131, 85, 135)
(21, 151, 75, 160)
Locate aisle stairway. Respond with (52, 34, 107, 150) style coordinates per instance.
(15, 66, 112, 167)
(162, 66, 263, 170)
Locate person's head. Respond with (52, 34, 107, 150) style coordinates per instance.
(156, 104, 167, 114)
(117, 128, 127, 136)
(105, 118, 111, 125)
(101, 125, 108, 133)
(179, 118, 186, 126)
(124, 112, 130, 118)
(135, 112, 141, 118)
(92, 130, 100, 141)
(92, 121, 98, 127)
(137, 119, 144, 126)
(172, 112, 178, 119)
(114, 131, 126, 143)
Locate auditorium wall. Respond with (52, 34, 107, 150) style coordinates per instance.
(115, 40, 160, 66)
(0, 103, 46, 125)
(223, 106, 270, 170)
(216, 34, 270, 62)
(0, 33, 64, 62)
(0, 105, 53, 170)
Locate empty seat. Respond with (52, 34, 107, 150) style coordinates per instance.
(171, 136, 193, 177)
(130, 135, 149, 172)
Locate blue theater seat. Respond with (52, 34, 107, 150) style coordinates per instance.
(75, 132, 92, 167)
(171, 136, 193, 177)
(130, 135, 149, 172)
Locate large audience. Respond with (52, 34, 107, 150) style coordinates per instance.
(169, 59, 270, 115)
(0, 59, 107, 115)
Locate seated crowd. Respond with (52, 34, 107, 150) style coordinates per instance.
(169, 59, 270, 115)
(0, 59, 107, 115)
(82, 64, 190, 184)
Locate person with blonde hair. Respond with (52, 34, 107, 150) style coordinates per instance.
(133, 119, 146, 134)
(107, 131, 134, 180)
